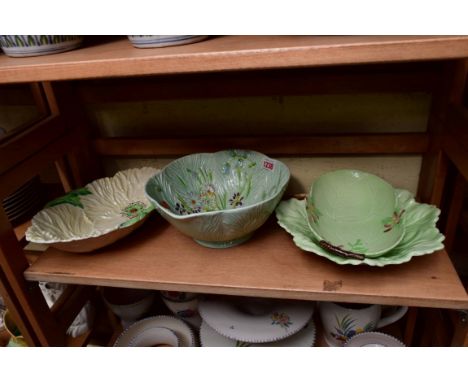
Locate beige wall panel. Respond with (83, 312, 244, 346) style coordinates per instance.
(87, 93, 430, 138)
(103, 155, 422, 196)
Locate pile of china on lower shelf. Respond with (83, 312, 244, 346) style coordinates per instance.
(198, 296, 316, 347)
(102, 288, 407, 347)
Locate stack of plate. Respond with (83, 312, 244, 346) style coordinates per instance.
(276, 169, 445, 267)
(114, 315, 196, 347)
(198, 297, 316, 347)
(2, 176, 44, 226)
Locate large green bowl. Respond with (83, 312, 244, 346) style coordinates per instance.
(306, 169, 404, 257)
(145, 150, 290, 248)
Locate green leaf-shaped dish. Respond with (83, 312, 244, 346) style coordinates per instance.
(275, 189, 444, 266)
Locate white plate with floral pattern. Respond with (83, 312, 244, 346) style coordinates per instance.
(200, 319, 316, 347)
(26, 168, 158, 252)
(198, 297, 314, 343)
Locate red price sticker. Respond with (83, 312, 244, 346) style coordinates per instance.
(263, 160, 274, 170)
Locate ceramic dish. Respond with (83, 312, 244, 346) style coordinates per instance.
(0, 35, 83, 57)
(200, 319, 316, 347)
(145, 149, 290, 248)
(102, 287, 155, 322)
(344, 332, 405, 347)
(198, 297, 314, 343)
(127, 327, 180, 347)
(307, 170, 404, 257)
(114, 315, 196, 347)
(128, 35, 208, 48)
(26, 167, 158, 252)
(275, 189, 444, 266)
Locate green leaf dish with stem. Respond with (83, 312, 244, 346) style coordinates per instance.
(275, 189, 444, 266)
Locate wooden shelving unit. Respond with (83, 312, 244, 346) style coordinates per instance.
(1, 35, 468, 346)
(25, 217, 468, 309)
(0, 36, 468, 83)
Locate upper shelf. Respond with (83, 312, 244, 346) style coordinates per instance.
(24, 216, 468, 310)
(1, 36, 468, 84)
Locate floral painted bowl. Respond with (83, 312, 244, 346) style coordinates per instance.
(276, 189, 444, 266)
(307, 170, 405, 258)
(145, 150, 290, 248)
(26, 167, 158, 253)
(0, 35, 83, 57)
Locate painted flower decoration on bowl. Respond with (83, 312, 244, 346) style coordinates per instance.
(26, 167, 159, 253)
(145, 149, 290, 248)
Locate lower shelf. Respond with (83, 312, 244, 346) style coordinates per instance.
(24, 216, 468, 309)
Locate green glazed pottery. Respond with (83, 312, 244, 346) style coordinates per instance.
(307, 169, 405, 258)
(276, 189, 444, 266)
(26, 167, 158, 252)
(145, 149, 290, 248)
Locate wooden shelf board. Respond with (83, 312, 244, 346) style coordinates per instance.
(1, 36, 468, 84)
(24, 216, 468, 309)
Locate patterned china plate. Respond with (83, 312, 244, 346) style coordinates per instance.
(198, 297, 314, 343)
(114, 315, 196, 347)
(200, 319, 316, 347)
(275, 189, 444, 266)
(26, 167, 158, 252)
(344, 332, 405, 347)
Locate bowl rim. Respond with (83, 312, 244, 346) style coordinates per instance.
(145, 149, 290, 220)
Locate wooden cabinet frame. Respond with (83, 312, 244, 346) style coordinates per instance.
(0, 36, 468, 346)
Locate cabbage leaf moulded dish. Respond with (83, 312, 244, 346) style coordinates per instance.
(26, 167, 158, 253)
(275, 189, 444, 266)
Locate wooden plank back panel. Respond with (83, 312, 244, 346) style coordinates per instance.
(93, 133, 429, 157)
(77, 63, 439, 103)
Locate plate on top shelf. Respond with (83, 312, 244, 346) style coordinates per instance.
(114, 315, 196, 347)
(26, 167, 159, 253)
(128, 35, 208, 48)
(200, 319, 316, 347)
(198, 297, 314, 343)
(275, 189, 444, 266)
